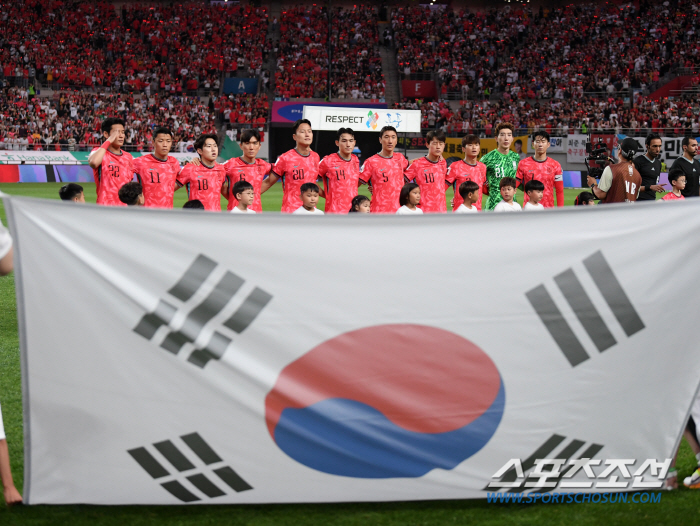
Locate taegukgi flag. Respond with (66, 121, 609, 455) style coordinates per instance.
(4, 194, 700, 505)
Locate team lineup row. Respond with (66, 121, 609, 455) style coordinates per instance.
(82, 118, 700, 214)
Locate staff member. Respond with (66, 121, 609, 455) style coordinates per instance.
(634, 133, 666, 201)
(669, 137, 700, 198)
(587, 138, 642, 203)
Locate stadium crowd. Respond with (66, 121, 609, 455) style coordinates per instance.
(0, 0, 268, 93)
(394, 94, 700, 137)
(275, 6, 328, 99)
(329, 6, 385, 100)
(0, 87, 217, 151)
(391, 0, 698, 101)
(274, 6, 385, 100)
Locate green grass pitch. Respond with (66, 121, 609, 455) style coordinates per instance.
(0, 183, 697, 524)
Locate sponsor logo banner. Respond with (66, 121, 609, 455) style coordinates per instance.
(303, 106, 422, 133)
(5, 195, 700, 504)
(271, 101, 386, 124)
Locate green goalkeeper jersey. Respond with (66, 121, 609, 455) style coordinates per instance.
(480, 149, 520, 210)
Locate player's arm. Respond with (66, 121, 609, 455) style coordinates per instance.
(174, 166, 188, 192)
(221, 175, 230, 198)
(88, 129, 120, 169)
(554, 170, 565, 207)
(515, 163, 525, 190)
(261, 171, 279, 193)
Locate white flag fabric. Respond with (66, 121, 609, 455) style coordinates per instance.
(4, 194, 700, 505)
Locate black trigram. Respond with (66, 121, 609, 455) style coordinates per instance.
(128, 432, 252, 502)
(485, 434, 604, 493)
(526, 250, 644, 367)
(133, 254, 272, 368)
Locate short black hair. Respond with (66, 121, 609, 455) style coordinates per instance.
(194, 133, 219, 152)
(379, 126, 397, 137)
(532, 130, 550, 142)
(300, 182, 319, 194)
(574, 191, 596, 205)
(153, 127, 173, 140)
(240, 129, 261, 143)
(183, 199, 205, 209)
(118, 182, 142, 206)
(682, 136, 697, 148)
(337, 128, 355, 140)
(458, 180, 480, 200)
(58, 183, 84, 201)
(668, 167, 686, 184)
(645, 132, 661, 147)
(399, 182, 419, 206)
(292, 119, 312, 134)
(348, 195, 370, 212)
(232, 180, 254, 198)
(425, 130, 446, 143)
(499, 177, 517, 189)
(101, 117, 125, 135)
(462, 134, 480, 148)
(524, 179, 545, 193)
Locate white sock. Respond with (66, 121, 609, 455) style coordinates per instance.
(695, 452, 700, 465)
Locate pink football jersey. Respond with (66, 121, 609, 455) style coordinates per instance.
(405, 156, 448, 213)
(446, 159, 487, 211)
(516, 156, 563, 208)
(272, 149, 321, 213)
(224, 157, 271, 213)
(176, 162, 227, 211)
(360, 153, 409, 214)
(90, 148, 134, 206)
(319, 153, 361, 214)
(133, 154, 181, 208)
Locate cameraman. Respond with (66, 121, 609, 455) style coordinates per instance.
(634, 133, 666, 201)
(587, 138, 642, 203)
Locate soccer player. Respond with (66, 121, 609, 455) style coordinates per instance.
(132, 127, 182, 208)
(359, 126, 409, 214)
(265, 119, 320, 213)
(516, 131, 564, 208)
(176, 134, 226, 211)
(447, 134, 487, 211)
(88, 118, 134, 206)
(319, 128, 361, 214)
(669, 137, 700, 198)
(404, 130, 449, 213)
(223, 129, 271, 213)
(58, 183, 85, 203)
(480, 122, 520, 211)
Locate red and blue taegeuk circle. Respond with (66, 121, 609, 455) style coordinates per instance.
(265, 324, 505, 478)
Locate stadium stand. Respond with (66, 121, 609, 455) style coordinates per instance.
(0, 87, 218, 151)
(391, 1, 699, 102)
(275, 6, 329, 99)
(394, 94, 700, 137)
(330, 6, 385, 100)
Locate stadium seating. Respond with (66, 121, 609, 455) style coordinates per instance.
(391, 1, 698, 103)
(394, 94, 700, 137)
(0, 87, 218, 151)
